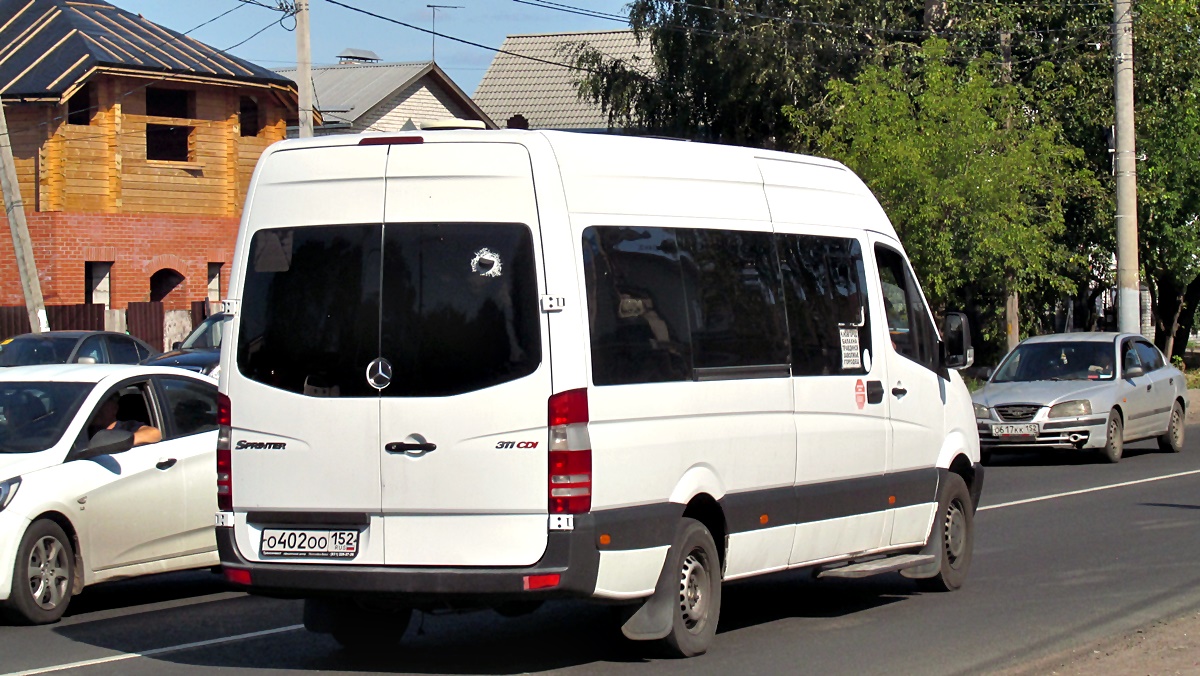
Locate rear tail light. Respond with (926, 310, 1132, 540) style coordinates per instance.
(224, 567, 251, 586)
(548, 389, 590, 514)
(217, 393, 232, 511)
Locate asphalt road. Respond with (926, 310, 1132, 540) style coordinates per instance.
(4, 434, 1200, 676)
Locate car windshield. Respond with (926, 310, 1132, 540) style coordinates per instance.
(181, 314, 223, 350)
(0, 382, 92, 453)
(0, 336, 78, 366)
(992, 341, 1115, 383)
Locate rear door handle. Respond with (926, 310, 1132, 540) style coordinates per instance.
(386, 442, 437, 455)
(156, 458, 177, 470)
(892, 386, 908, 398)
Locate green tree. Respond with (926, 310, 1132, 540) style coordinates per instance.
(806, 39, 1095, 359)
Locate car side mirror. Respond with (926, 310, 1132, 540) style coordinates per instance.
(76, 356, 96, 364)
(81, 428, 134, 459)
(172, 341, 182, 350)
(940, 312, 974, 370)
(1124, 365, 1144, 379)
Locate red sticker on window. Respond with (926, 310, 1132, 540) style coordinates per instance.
(855, 379, 866, 410)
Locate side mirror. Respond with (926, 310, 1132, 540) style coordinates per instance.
(81, 428, 134, 459)
(76, 356, 97, 364)
(940, 312, 974, 370)
(1124, 365, 1144, 379)
(172, 341, 182, 350)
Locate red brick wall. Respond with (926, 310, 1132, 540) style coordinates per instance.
(0, 210, 237, 311)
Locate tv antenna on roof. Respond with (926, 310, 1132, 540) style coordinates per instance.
(427, 4, 462, 61)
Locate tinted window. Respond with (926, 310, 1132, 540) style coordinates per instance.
(133, 340, 153, 361)
(107, 336, 140, 364)
(160, 378, 218, 437)
(0, 336, 77, 366)
(1122, 340, 1142, 373)
(992, 342, 1115, 382)
(182, 314, 223, 349)
(584, 227, 692, 385)
(874, 245, 938, 371)
(76, 336, 105, 363)
(378, 223, 541, 397)
(238, 225, 381, 398)
(778, 234, 874, 376)
(681, 229, 788, 372)
(1135, 341, 1164, 371)
(0, 382, 91, 453)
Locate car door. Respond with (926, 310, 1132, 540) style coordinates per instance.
(76, 378, 186, 572)
(156, 375, 220, 557)
(870, 237, 945, 546)
(1134, 339, 1174, 435)
(1118, 338, 1154, 438)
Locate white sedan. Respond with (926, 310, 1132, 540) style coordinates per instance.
(0, 364, 219, 624)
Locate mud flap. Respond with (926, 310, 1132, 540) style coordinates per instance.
(901, 469, 946, 580)
(620, 543, 678, 641)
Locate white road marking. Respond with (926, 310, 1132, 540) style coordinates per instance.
(2, 624, 303, 676)
(979, 468, 1200, 512)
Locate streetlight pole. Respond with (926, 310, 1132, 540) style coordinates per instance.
(1112, 0, 1140, 334)
(296, 0, 314, 138)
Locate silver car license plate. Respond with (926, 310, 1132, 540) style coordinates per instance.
(991, 423, 1038, 437)
(260, 529, 360, 559)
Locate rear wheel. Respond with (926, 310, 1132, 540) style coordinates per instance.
(303, 597, 412, 651)
(1099, 410, 1124, 464)
(4, 519, 75, 625)
(660, 518, 722, 658)
(917, 473, 974, 593)
(1158, 401, 1185, 453)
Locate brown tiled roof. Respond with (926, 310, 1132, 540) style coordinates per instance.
(473, 30, 652, 131)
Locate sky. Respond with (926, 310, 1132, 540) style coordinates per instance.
(114, 0, 633, 95)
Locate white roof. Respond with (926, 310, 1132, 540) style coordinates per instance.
(473, 30, 652, 130)
(0, 364, 215, 384)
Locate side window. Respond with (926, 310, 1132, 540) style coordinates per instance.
(106, 336, 140, 364)
(584, 226, 692, 385)
(133, 340, 153, 361)
(1122, 340, 1143, 373)
(159, 378, 218, 437)
(778, 234, 874, 376)
(873, 245, 938, 371)
(76, 335, 105, 363)
(80, 381, 158, 449)
(679, 229, 788, 373)
(1135, 341, 1164, 371)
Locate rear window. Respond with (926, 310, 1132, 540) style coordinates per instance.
(237, 223, 540, 398)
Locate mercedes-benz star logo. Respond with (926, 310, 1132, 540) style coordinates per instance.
(366, 358, 393, 390)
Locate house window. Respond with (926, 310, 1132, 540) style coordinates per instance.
(150, 268, 185, 302)
(146, 124, 192, 161)
(85, 261, 112, 309)
(207, 263, 222, 302)
(67, 83, 95, 125)
(146, 87, 192, 119)
(239, 96, 260, 137)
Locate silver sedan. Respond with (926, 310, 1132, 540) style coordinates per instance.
(973, 332, 1187, 463)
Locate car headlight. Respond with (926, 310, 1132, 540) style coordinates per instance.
(973, 403, 990, 419)
(1049, 400, 1092, 418)
(0, 476, 20, 512)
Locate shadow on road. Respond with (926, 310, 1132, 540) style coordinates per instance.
(63, 569, 231, 617)
(1139, 502, 1200, 511)
(983, 441, 1164, 467)
(51, 569, 919, 674)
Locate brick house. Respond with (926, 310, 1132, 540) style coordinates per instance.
(0, 0, 299, 316)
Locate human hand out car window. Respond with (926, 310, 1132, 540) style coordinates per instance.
(88, 394, 161, 446)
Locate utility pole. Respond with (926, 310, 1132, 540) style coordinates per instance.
(295, 0, 314, 138)
(1001, 31, 1020, 351)
(426, 5, 462, 62)
(1112, 0, 1140, 334)
(0, 99, 47, 333)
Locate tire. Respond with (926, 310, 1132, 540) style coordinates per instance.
(1158, 401, 1185, 453)
(303, 597, 412, 651)
(1099, 410, 1124, 464)
(917, 473, 974, 593)
(4, 519, 75, 625)
(660, 518, 722, 658)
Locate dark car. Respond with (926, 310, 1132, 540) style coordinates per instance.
(0, 331, 158, 367)
(141, 312, 225, 377)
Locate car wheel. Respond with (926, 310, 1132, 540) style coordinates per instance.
(917, 472, 974, 593)
(1099, 410, 1124, 464)
(303, 597, 411, 651)
(1157, 401, 1185, 453)
(4, 519, 74, 625)
(660, 518, 722, 658)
